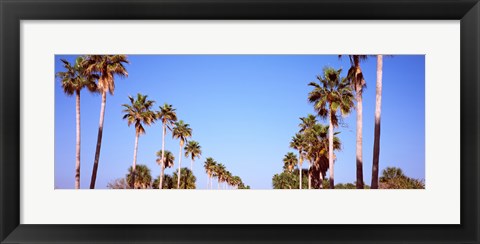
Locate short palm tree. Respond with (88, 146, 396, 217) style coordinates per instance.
(156, 103, 177, 189)
(56, 56, 98, 189)
(156, 149, 175, 188)
(307, 123, 342, 188)
(126, 164, 152, 189)
(283, 152, 298, 173)
(172, 120, 192, 188)
(82, 55, 129, 189)
(308, 67, 354, 188)
(173, 168, 196, 189)
(122, 93, 156, 189)
(184, 140, 202, 171)
(204, 157, 217, 189)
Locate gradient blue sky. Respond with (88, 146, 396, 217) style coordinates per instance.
(55, 55, 425, 189)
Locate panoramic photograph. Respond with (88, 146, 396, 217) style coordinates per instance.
(55, 55, 425, 190)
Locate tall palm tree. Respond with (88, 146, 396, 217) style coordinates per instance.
(184, 140, 202, 171)
(224, 171, 233, 189)
(82, 55, 129, 189)
(204, 157, 217, 189)
(298, 114, 316, 189)
(308, 67, 354, 188)
(214, 163, 226, 189)
(283, 152, 298, 173)
(344, 55, 368, 189)
(126, 164, 153, 189)
(122, 93, 156, 189)
(290, 133, 306, 189)
(172, 120, 192, 188)
(156, 149, 175, 188)
(56, 56, 98, 189)
(371, 55, 383, 189)
(231, 176, 241, 189)
(156, 103, 177, 189)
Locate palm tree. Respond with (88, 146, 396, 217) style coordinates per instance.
(172, 120, 192, 188)
(82, 55, 129, 189)
(224, 171, 233, 189)
(184, 140, 202, 171)
(156, 103, 177, 189)
(231, 176, 242, 189)
(56, 56, 98, 189)
(214, 163, 226, 189)
(204, 157, 217, 189)
(283, 152, 298, 173)
(308, 123, 342, 188)
(371, 55, 383, 189)
(153, 174, 175, 189)
(173, 168, 196, 189)
(122, 93, 156, 189)
(290, 133, 306, 189)
(156, 149, 175, 189)
(344, 55, 368, 189)
(298, 114, 317, 189)
(308, 67, 354, 188)
(126, 164, 153, 189)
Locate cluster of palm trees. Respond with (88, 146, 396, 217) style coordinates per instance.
(106, 164, 198, 189)
(121, 92, 202, 189)
(276, 55, 385, 189)
(57, 55, 128, 189)
(203, 158, 250, 189)
(58, 55, 249, 190)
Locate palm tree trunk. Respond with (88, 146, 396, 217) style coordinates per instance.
(89, 91, 107, 189)
(356, 88, 364, 189)
(319, 172, 324, 189)
(207, 173, 210, 189)
(329, 112, 335, 189)
(159, 124, 166, 189)
(177, 141, 183, 189)
(371, 55, 383, 189)
(353, 56, 364, 189)
(299, 156, 303, 189)
(308, 162, 311, 189)
(190, 159, 193, 171)
(75, 90, 81, 189)
(131, 131, 139, 189)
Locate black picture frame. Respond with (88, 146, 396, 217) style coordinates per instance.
(1, 0, 479, 243)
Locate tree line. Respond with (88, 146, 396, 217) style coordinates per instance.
(57, 55, 249, 189)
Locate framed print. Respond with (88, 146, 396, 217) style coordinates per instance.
(1, 0, 479, 243)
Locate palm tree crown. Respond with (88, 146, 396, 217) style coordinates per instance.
(57, 56, 98, 95)
(156, 150, 175, 168)
(283, 152, 298, 173)
(126, 164, 152, 189)
(157, 103, 178, 129)
(122, 93, 156, 135)
(82, 55, 129, 95)
(308, 67, 354, 127)
(185, 141, 202, 162)
(172, 120, 192, 142)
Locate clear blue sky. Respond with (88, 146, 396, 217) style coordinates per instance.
(54, 55, 425, 189)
